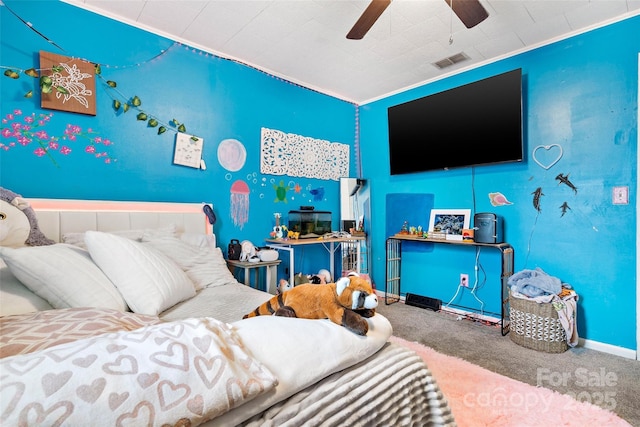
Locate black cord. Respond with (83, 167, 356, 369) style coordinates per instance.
(1, 1, 66, 52)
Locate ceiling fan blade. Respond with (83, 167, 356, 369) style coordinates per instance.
(444, 0, 488, 29)
(346, 0, 392, 40)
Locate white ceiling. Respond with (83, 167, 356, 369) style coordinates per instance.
(64, 0, 640, 104)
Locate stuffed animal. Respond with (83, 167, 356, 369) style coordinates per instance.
(276, 279, 294, 294)
(243, 272, 378, 335)
(0, 187, 54, 248)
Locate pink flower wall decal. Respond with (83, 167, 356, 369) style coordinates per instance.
(0, 110, 116, 165)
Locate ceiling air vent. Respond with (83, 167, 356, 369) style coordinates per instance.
(432, 52, 469, 69)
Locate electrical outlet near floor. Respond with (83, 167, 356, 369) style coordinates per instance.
(460, 273, 469, 287)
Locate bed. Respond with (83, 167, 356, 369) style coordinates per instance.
(0, 197, 455, 426)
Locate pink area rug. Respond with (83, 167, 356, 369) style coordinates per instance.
(389, 336, 631, 427)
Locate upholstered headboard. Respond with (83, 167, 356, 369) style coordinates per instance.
(28, 199, 213, 243)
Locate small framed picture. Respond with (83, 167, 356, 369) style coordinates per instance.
(173, 133, 203, 169)
(428, 209, 471, 236)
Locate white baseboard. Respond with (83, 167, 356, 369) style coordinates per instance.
(378, 291, 638, 360)
(579, 338, 637, 360)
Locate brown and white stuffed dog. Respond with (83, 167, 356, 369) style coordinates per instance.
(243, 273, 378, 335)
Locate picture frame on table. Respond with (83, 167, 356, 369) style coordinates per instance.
(428, 209, 471, 241)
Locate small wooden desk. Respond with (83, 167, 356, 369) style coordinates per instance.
(265, 236, 366, 284)
(226, 259, 281, 294)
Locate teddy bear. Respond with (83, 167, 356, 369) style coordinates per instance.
(243, 272, 378, 335)
(0, 187, 54, 248)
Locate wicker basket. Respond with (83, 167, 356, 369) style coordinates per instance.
(509, 291, 568, 353)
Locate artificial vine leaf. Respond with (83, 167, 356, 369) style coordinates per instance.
(136, 112, 148, 121)
(24, 90, 33, 98)
(113, 99, 121, 111)
(24, 68, 39, 78)
(158, 126, 167, 135)
(170, 119, 180, 127)
(123, 103, 130, 113)
(190, 136, 199, 141)
(106, 80, 117, 88)
(40, 76, 53, 93)
(4, 70, 19, 79)
(148, 118, 158, 127)
(56, 86, 69, 95)
(52, 65, 63, 73)
(178, 124, 186, 133)
(94, 64, 102, 75)
(131, 96, 142, 107)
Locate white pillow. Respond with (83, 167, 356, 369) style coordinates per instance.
(85, 231, 196, 315)
(0, 266, 54, 316)
(142, 236, 238, 290)
(62, 224, 178, 249)
(0, 244, 127, 311)
(179, 232, 216, 249)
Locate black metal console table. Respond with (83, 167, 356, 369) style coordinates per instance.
(385, 235, 514, 335)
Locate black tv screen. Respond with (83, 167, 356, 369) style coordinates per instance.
(388, 69, 523, 175)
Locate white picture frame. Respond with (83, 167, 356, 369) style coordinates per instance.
(428, 209, 471, 236)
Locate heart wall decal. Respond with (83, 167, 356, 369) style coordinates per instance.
(532, 144, 563, 170)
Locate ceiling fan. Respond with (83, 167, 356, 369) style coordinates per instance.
(346, 0, 489, 40)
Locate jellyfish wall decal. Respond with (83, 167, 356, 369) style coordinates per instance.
(230, 180, 250, 229)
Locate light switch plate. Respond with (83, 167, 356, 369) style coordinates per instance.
(612, 186, 629, 205)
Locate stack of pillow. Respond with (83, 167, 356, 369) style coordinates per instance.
(0, 226, 238, 317)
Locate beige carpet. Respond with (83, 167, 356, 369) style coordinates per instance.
(390, 336, 631, 427)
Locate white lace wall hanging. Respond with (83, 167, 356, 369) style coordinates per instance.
(260, 127, 349, 181)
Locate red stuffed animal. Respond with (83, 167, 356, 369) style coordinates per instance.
(243, 273, 378, 335)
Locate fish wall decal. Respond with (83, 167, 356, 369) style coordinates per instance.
(532, 187, 544, 212)
(555, 173, 578, 194)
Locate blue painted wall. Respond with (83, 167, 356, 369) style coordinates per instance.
(361, 16, 639, 350)
(1, 1, 637, 350)
(0, 1, 357, 279)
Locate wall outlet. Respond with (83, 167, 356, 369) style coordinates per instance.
(460, 273, 469, 287)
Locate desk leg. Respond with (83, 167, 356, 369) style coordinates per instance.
(329, 242, 335, 281)
(288, 249, 294, 284)
(266, 265, 277, 294)
(242, 267, 250, 286)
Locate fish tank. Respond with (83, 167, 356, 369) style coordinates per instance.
(288, 210, 332, 238)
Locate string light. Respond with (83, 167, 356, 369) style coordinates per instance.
(2, 2, 360, 150)
(1, 0, 65, 52)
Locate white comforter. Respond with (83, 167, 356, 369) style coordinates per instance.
(213, 313, 393, 426)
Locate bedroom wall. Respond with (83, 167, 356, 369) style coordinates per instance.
(1, 1, 637, 352)
(0, 0, 357, 279)
(360, 15, 639, 352)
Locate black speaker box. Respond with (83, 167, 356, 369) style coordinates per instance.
(474, 213, 504, 244)
(341, 220, 356, 232)
(405, 293, 441, 312)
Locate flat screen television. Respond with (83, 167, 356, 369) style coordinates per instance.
(388, 68, 523, 175)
